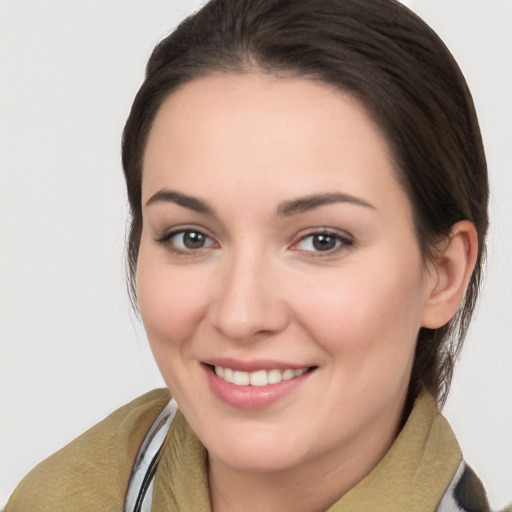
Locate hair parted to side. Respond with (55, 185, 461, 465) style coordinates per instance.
(122, 0, 488, 406)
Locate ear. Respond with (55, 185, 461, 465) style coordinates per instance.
(421, 221, 479, 329)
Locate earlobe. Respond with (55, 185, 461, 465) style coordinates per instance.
(421, 221, 479, 329)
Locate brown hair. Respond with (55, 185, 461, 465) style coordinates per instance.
(122, 0, 488, 406)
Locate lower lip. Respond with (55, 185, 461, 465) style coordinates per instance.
(203, 365, 313, 410)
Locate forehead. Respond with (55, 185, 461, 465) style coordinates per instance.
(142, 73, 409, 217)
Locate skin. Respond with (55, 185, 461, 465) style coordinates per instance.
(137, 73, 476, 512)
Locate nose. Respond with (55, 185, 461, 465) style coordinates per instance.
(208, 249, 290, 342)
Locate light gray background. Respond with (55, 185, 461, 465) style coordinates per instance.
(1, 0, 511, 508)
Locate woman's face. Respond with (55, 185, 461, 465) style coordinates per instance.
(137, 73, 437, 476)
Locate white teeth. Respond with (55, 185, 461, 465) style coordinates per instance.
(267, 369, 282, 384)
(213, 366, 309, 386)
(233, 370, 250, 386)
(223, 367, 234, 383)
(249, 370, 268, 387)
(281, 369, 295, 381)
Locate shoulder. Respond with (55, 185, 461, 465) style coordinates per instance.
(5, 388, 171, 512)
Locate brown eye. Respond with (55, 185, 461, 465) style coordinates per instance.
(182, 231, 206, 249)
(158, 229, 217, 252)
(312, 234, 337, 251)
(294, 231, 353, 254)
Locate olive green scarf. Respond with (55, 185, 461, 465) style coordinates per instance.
(5, 389, 488, 512)
(151, 392, 462, 511)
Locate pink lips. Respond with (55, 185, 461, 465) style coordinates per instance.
(202, 360, 314, 410)
(203, 357, 310, 372)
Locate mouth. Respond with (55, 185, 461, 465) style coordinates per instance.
(201, 360, 317, 409)
(211, 365, 312, 386)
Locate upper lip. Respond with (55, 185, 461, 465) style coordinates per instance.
(202, 357, 314, 372)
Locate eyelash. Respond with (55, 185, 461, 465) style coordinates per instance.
(155, 228, 353, 256)
(155, 228, 218, 255)
(291, 230, 354, 255)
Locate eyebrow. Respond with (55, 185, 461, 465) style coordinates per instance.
(145, 189, 375, 217)
(145, 189, 215, 215)
(277, 192, 376, 216)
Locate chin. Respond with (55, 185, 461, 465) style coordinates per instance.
(200, 422, 310, 473)
(209, 443, 305, 474)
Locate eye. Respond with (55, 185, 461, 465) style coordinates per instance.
(157, 228, 217, 252)
(293, 231, 352, 254)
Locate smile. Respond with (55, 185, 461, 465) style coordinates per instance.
(214, 366, 308, 386)
(205, 362, 315, 410)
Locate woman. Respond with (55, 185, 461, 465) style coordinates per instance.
(5, 0, 495, 510)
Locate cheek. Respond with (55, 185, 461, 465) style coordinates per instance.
(136, 248, 210, 348)
(290, 259, 426, 372)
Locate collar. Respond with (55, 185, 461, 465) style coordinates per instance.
(149, 392, 462, 511)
